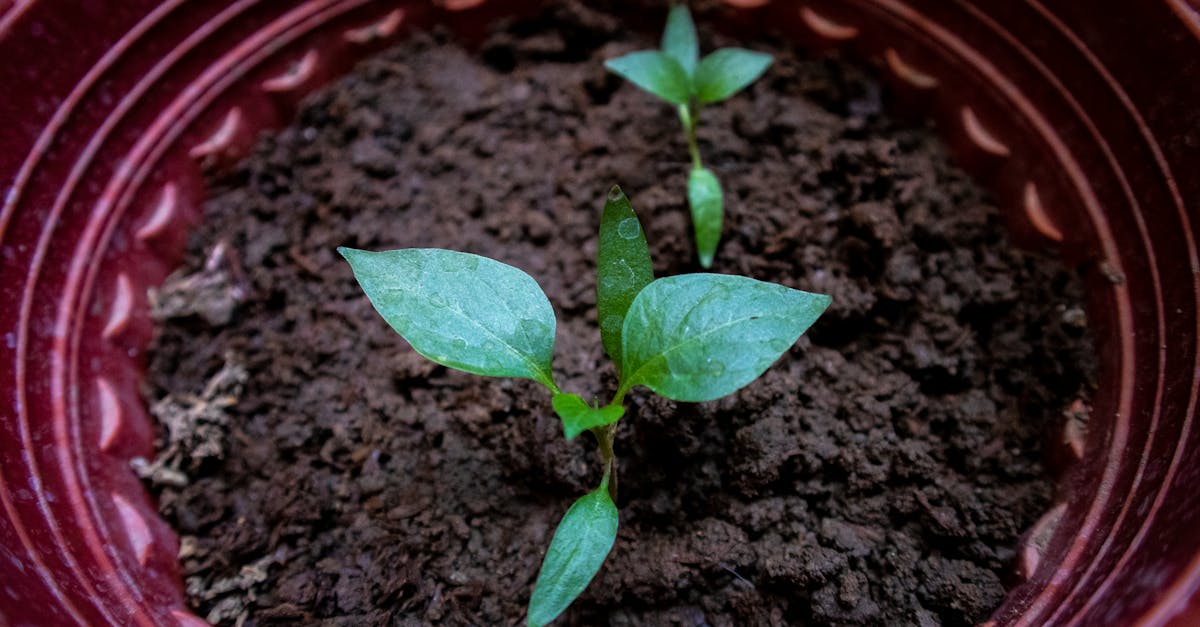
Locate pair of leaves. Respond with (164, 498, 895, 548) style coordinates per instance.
(555, 270, 828, 433)
(340, 191, 830, 431)
(596, 185, 829, 405)
(604, 6, 773, 107)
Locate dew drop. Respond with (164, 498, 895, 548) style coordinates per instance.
(451, 338, 468, 351)
(706, 359, 726, 377)
(607, 186, 624, 202)
(429, 293, 449, 308)
(617, 217, 641, 240)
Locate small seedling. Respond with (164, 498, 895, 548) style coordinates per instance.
(605, 5, 773, 268)
(339, 186, 828, 625)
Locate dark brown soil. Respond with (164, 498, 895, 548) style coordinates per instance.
(142, 3, 1096, 625)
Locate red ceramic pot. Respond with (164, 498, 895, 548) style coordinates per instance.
(0, 1, 1196, 625)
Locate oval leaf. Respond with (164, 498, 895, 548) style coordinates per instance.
(527, 483, 619, 627)
(604, 50, 691, 106)
(661, 5, 699, 78)
(620, 274, 830, 402)
(694, 48, 773, 104)
(597, 185, 654, 370)
(552, 393, 625, 440)
(687, 168, 723, 269)
(339, 247, 557, 387)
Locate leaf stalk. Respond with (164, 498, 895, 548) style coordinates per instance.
(680, 102, 703, 170)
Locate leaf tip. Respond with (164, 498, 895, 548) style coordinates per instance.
(698, 251, 714, 268)
(607, 184, 625, 202)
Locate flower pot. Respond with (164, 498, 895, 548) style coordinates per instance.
(0, 1, 1196, 625)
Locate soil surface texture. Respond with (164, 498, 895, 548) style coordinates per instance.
(143, 3, 1097, 625)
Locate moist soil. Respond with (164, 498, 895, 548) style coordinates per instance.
(143, 3, 1097, 625)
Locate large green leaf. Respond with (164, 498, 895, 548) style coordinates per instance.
(552, 393, 625, 440)
(693, 48, 773, 104)
(661, 5, 699, 78)
(604, 50, 691, 106)
(620, 274, 830, 402)
(527, 481, 619, 627)
(339, 247, 557, 388)
(596, 185, 654, 370)
(687, 167, 723, 268)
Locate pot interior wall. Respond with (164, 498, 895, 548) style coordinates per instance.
(0, 1, 1196, 625)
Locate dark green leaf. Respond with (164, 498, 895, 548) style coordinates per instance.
(661, 5, 699, 78)
(687, 168, 722, 268)
(527, 481, 619, 627)
(552, 393, 625, 440)
(339, 247, 557, 388)
(597, 185, 654, 370)
(693, 48, 773, 103)
(604, 50, 691, 106)
(620, 274, 830, 402)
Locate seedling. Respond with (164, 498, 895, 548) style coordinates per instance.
(339, 186, 828, 625)
(605, 5, 773, 268)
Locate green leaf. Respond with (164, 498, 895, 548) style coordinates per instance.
(693, 48, 773, 104)
(527, 481, 619, 627)
(661, 5, 699, 78)
(339, 247, 557, 388)
(620, 274, 830, 402)
(687, 168, 723, 268)
(552, 393, 625, 440)
(597, 185, 654, 370)
(604, 50, 691, 106)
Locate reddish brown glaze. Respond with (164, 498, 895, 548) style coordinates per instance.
(0, 1, 1196, 624)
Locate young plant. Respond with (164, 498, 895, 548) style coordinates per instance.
(605, 4, 773, 268)
(338, 186, 829, 625)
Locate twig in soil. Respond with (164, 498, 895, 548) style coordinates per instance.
(150, 242, 249, 326)
(135, 353, 246, 487)
(720, 562, 755, 587)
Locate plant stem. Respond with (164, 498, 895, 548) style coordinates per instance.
(680, 102, 703, 170)
(594, 422, 618, 502)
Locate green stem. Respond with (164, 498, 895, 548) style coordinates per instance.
(541, 373, 562, 396)
(593, 422, 618, 502)
(679, 102, 703, 170)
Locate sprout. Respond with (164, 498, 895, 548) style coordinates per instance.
(605, 5, 773, 267)
(339, 186, 828, 625)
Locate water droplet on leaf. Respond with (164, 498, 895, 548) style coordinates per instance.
(617, 218, 641, 240)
